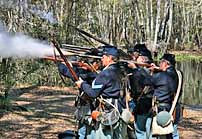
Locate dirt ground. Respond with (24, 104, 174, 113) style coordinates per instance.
(0, 86, 202, 139)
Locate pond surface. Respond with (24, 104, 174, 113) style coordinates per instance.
(176, 60, 202, 105)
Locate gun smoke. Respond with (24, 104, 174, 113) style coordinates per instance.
(0, 31, 54, 59)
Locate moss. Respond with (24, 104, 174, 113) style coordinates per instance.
(175, 53, 202, 62)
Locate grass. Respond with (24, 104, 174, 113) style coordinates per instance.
(175, 53, 202, 61)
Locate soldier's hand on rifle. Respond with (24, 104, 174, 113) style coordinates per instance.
(75, 77, 84, 88)
(149, 63, 160, 71)
(127, 61, 137, 69)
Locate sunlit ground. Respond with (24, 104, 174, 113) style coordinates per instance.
(0, 86, 201, 139)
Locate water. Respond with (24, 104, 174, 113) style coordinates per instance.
(176, 60, 202, 105)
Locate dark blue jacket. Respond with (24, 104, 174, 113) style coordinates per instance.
(129, 67, 177, 113)
(149, 71, 176, 104)
(58, 63, 97, 84)
(80, 63, 121, 99)
(129, 67, 153, 114)
(58, 62, 98, 106)
(166, 66, 178, 92)
(129, 67, 151, 99)
(166, 66, 183, 123)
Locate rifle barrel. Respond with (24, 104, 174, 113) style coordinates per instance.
(69, 25, 111, 46)
(62, 47, 91, 53)
(62, 49, 88, 54)
(43, 56, 63, 62)
(119, 60, 152, 67)
(73, 54, 102, 59)
(62, 44, 92, 50)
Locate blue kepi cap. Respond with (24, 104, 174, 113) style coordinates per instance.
(102, 45, 119, 57)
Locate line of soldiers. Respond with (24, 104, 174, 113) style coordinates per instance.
(57, 44, 183, 139)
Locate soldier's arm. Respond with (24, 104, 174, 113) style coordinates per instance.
(132, 67, 153, 86)
(80, 72, 108, 98)
(57, 62, 78, 81)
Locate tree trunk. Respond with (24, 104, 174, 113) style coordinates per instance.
(154, 0, 161, 45)
(145, 0, 150, 41)
(159, 0, 169, 41)
(166, 0, 173, 44)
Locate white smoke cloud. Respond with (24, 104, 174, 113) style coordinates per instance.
(30, 8, 57, 24)
(0, 1, 58, 59)
(0, 32, 55, 58)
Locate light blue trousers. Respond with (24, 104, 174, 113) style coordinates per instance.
(134, 114, 151, 139)
(78, 124, 86, 139)
(172, 124, 179, 139)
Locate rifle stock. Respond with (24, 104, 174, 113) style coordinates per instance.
(44, 56, 98, 72)
(51, 39, 79, 81)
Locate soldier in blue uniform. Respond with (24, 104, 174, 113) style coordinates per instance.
(144, 53, 182, 139)
(76, 46, 128, 139)
(127, 44, 154, 139)
(151, 54, 182, 139)
(58, 56, 99, 139)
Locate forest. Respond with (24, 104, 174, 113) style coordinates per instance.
(0, 1, 202, 138)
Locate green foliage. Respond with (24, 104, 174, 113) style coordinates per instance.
(0, 95, 11, 110)
(0, 59, 16, 110)
(0, 59, 17, 97)
(175, 53, 202, 61)
(0, 58, 72, 111)
(11, 59, 69, 86)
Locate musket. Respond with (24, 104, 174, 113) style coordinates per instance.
(43, 56, 64, 62)
(119, 59, 152, 68)
(46, 51, 153, 69)
(61, 44, 100, 57)
(45, 53, 152, 68)
(43, 56, 99, 72)
(47, 48, 102, 59)
(62, 47, 91, 53)
(61, 49, 88, 54)
(51, 38, 79, 81)
(45, 49, 76, 57)
(72, 53, 101, 59)
(62, 44, 92, 51)
(69, 25, 112, 46)
(120, 60, 162, 71)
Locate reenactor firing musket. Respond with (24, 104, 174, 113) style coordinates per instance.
(44, 56, 99, 72)
(45, 46, 155, 69)
(46, 47, 102, 59)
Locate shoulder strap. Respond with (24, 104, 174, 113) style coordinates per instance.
(169, 70, 183, 115)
